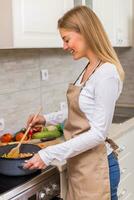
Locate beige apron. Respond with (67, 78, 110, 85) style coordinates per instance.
(64, 62, 119, 200)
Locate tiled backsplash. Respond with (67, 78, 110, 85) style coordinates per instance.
(0, 49, 87, 133)
(115, 47, 134, 106)
(0, 48, 133, 133)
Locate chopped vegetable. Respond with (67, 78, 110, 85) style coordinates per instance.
(32, 123, 63, 139)
(32, 130, 62, 139)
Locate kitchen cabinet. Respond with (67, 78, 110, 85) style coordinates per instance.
(0, 0, 74, 48)
(118, 172, 134, 199)
(74, 0, 133, 47)
(115, 128, 134, 199)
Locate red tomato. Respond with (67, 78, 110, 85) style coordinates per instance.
(28, 129, 33, 136)
(0, 133, 13, 143)
(15, 132, 28, 141)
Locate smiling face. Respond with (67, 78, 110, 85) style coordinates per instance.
(59, 28, 89, 60)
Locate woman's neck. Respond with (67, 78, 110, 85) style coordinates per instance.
(86, 50, 101, 68)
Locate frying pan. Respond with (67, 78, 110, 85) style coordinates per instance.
(0, 144, 41, 176)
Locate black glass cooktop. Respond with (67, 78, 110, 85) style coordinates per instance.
(0, 170, 41, 194)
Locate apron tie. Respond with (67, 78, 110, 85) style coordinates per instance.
(106, 137, 119, 159)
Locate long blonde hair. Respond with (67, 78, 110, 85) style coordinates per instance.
(58, 6, 125, 81)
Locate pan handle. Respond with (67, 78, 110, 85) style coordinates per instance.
(18, 163, 25, 169)
(18, 160, 29, 169)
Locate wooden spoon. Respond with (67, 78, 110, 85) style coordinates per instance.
(7, 107, 42, 158)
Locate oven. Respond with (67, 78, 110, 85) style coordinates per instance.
(0, 166, 62, 200)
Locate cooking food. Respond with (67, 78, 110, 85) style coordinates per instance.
(0, 144, 41, 176)
(1, 152, 33, 159)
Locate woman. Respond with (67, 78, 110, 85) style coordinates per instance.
(24, 6, 125, 200)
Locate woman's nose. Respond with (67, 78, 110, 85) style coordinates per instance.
(63, 42, 68, 50)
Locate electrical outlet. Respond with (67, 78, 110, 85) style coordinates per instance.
(41, 69, 49, 80)
(0, 118, 4, 131)
(60, 101, 67, 110)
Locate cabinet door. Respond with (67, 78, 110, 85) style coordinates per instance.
(115, 0, 133, 46)
(116, 129, 134, 199)
(119, 152, 132, 182)
(12, 0, 73, 47)
(74, 0, 133, 47)
(118, 171, 134, 199)
(74, 0, 116, 45)
(95, 0, 133, 46)
(123, 193, 134, 200)
(92, 0, 116, 46)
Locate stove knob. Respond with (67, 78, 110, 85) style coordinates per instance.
(44, 186, 53, 196)
(51, 183, 60, 192)
(38, 190, 47, 200)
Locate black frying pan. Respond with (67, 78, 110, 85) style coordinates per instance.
(0, 144, 41, 176)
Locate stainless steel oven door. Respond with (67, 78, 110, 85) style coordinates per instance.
(11, 175, 60, 200)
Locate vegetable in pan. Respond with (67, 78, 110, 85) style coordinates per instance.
(32, 124, 63, 139)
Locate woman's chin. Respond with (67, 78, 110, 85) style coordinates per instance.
(72, 54, 82, 60)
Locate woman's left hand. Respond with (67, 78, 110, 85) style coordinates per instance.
(23, 153, 47, 170)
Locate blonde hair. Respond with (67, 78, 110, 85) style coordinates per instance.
(58, 6, 125, 81)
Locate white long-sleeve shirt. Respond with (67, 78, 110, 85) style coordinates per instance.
(39, 62, 123, 166)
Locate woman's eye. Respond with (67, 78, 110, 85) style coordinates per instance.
(65, 40, 69, 43)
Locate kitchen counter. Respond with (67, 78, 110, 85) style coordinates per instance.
(108, 117, 134, 140)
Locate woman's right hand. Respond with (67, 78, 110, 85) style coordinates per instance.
(27, 114, 46, 128)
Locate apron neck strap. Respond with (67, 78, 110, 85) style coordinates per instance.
(73, 60, 102, 86)
(73, 62, 89, 85)
(82, 60, 102, 86)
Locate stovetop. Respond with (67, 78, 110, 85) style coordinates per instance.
(0, 166, 58, 199)
(0, 170, 41, 194)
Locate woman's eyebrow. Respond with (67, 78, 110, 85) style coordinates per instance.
(62, 35, 69, 40)
(62, 36, 66, 40)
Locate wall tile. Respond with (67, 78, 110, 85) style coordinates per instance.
(0, 88, 41, 132)
(41, 82, 68, 113)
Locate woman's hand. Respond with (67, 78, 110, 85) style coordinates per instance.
(27, 114, 46, 128)
(23, 153, 47, 170)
